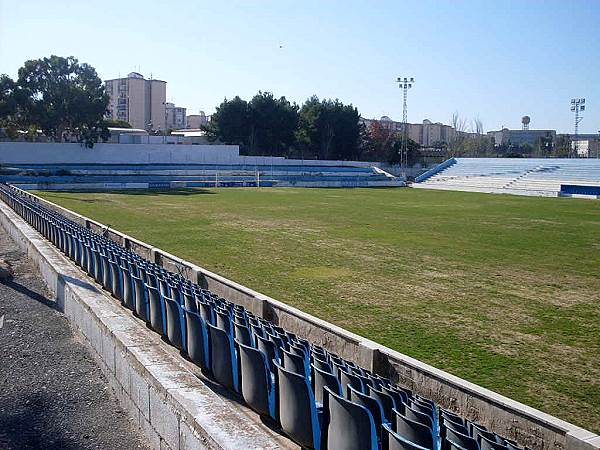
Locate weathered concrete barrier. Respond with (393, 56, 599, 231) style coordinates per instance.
(0, 197, 293, 450)
(8, 187, 600, 450)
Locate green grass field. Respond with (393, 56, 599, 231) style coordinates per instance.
(36, 188, 600, 432)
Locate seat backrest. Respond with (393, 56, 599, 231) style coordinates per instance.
(384, 423, 430, 450)
(444, 427, 479, 450)
(234, 323, 253, 347)
(275, 362, 319, 450)
(382, 386, 407, 414)
(340, 368, 364, 397)
(348, 385, 385, 439)
(472, 424, 498, 446)
(442, 417, 470, 438)
(206, 322, 238, 392)
(184, 309, 208, 369)
(480, 434, 508, 450)
(394, 411, 434, 450)
(312, 356, 332, 373)
(312, 364, 342, 405)
(321, 386, 377, 450)
(237, 340, 274, 419)
(404, 403, 434, 430)
(367, 385, 396, 423)
(282, 348, 308, 377)
(255, 333, 280, 371)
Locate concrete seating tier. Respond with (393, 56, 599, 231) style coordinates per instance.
(0, 183, 538, 450)
(415, 158, 600, 197)
(0, 163, 403, 189)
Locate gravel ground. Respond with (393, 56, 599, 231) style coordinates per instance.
(0, 226, 149, 450)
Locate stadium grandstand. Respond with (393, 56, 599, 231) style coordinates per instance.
(414, 158, 600, 197)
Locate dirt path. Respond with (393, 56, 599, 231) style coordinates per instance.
(0, 227, 149, 450)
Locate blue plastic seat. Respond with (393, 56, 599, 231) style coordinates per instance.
(321, 386, 378, 450)
(237, 341, 277, 421)
(384, 423, 430, 450)
(394, 411, 435, 450)
(348, 385, 387, 441)
(206, 323, 239, 392)
(164, 295, 184, 350)
(183, 309, 209, 370)
(311, 364, 342, 405)
(275, 361, 321, 450)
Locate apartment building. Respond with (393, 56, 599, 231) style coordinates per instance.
(186, 111, 209, 129)
(105, 72, 167, 131)
(166, 103, 187, 130)
(361, 116, 456, 146)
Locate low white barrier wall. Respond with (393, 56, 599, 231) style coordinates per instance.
(8, 187, 600, 450)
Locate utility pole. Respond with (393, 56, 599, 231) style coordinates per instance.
(396, 77, 415, 175)
(570, 98, 585, 157)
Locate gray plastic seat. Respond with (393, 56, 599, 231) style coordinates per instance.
(234, 322, 253, 347)
(121, 266, 135, 311)
(367, 385, 397, 423)
(321, 386, 378, 450)
(282, 348, 308, 377)
(444, 427, 478, 450)
(164, 295, 184, 350)
(382, 385, 408, 414)
(109, 260, 122, 300)
(197, 301, 215, 325)
(184, 309, 209, 369)
(312, 355, 333, 373)
(480, 434, 508, 450)
(207, 323, 239, 392)
(275, 361, 320, 450)
(183, 291, 197, 313)
(472, 424, 499, 446)
(255, 333, 280, 372)
(132, 274, 149, 321)
(340, 367, 364, 397)
(312, 364, 342, 405)
(348, 385, 387, 440)
(237, 341, 276, 420)
(147, 284, 166, 335)
(384, 423, 430, 450)
(395, 411, 435, 450)
(406, 403, 435, 430)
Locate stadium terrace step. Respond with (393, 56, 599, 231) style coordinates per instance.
(415, 158, 600, 197)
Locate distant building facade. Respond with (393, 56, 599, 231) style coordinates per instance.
(360, 116, 456, 146)
(166, 103, 187, 130)
(186, 111, 209, 129)
(105, 72, 167, 131)
(488, 128, 556, 147)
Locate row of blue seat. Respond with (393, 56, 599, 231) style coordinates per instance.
(0, 184, 530, 450)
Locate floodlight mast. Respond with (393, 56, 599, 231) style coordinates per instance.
(396, 77, 415, 175)
(570, 98, 585, 157)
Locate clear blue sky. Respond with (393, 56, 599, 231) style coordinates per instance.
(1, 0, 599, 133)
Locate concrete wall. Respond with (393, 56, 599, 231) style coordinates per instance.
(10, 187, 599, 450)
(0, 142, 380, 169)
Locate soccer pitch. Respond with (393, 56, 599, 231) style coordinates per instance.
(35, 188, 600, 432)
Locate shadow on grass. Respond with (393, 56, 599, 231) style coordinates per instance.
(42, 188, 216, 200)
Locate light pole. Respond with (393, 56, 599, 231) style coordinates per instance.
(570, 98, 585, 157)
(396, 77, 415, 175)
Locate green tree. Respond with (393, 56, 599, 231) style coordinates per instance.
(0, 74, 24, 138)
(247, 92, 298, 156)
(17, 55, 109, 147)
(296, 96, 361, 160)
(104, 119, 132, 128)
(202, 96, 250, 146)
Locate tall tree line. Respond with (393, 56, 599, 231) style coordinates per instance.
(203, 92, 401, 161)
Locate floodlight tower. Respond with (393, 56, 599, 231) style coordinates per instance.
(396, 76, 415, 173)
(570, 98, 585, 157)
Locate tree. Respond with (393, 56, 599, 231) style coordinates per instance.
(104, 119, 132, 128)
(247, 92, 298, 156)
(296, 96, 361, 160)
(202, 96, 250, 146)
(17, 55, 109, 147)
(0, 74, 28, 139)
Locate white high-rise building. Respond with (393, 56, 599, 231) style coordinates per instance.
(105, 72, 167, 131)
